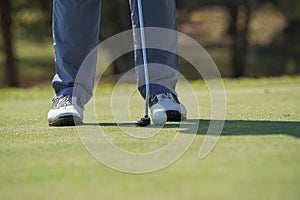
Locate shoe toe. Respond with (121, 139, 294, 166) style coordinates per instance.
(48, 105, 83, 126)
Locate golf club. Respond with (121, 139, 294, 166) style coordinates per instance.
(135, 0, 151, 127)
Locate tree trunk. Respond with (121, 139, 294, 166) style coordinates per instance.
(0, 0, 18, 86)
(228, 4, 251, 78)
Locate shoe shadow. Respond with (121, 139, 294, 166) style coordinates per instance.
(180, 119, 300, 138)
(83, 122, 180, 129)
(83, 119, 300, 138)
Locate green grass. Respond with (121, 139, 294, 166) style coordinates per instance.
(0, 77, 300, 200)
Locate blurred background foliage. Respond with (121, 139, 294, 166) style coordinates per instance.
(0, 0, 300, 87)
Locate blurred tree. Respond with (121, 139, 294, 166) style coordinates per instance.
(1, 0, 299, 87)
(276, 0, 300, 73)
(0, 0, 17, 86)
(0, 0, 52, 86)
(12, 0, 52, 40)
(224, 1, 253, 78)
(247, 0, 300, 75)
(177, 0, 253, 77)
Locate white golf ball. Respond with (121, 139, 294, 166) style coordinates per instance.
(152, 111, 167, 126)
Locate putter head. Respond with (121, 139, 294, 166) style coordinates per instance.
(135, 117, 151, 127)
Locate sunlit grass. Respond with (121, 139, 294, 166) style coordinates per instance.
(0, 77, 299, 200)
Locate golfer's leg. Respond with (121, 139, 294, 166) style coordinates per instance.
(130, 0, 178, 98)
(52, 0, 101, 104)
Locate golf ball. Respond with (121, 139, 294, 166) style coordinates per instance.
(152, 111, 167, 126)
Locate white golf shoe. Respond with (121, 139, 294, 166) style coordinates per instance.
(47, 95, 83, 126)
(149, 92, 187, 121)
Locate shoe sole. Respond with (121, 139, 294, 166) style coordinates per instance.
(166, 110, 186, 122)
(49, 116, 83, 126)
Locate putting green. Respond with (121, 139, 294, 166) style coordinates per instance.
(0, 77, 299, 200)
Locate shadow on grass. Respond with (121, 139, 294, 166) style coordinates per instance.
(84, 122, 180, 129)
(86, 119, 300, 138)
(181, 119, 300, 138)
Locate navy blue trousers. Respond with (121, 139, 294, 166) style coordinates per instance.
(52, 0, 178, 103)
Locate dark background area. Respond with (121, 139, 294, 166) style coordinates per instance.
(0, 0, 300, 87)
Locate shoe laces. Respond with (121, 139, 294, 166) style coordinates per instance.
(150, 92, 178, 106)
(52, 95, 73, 109)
